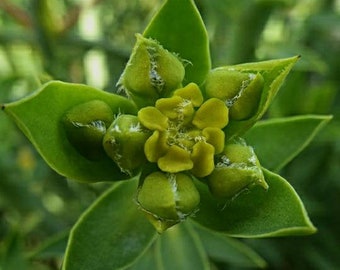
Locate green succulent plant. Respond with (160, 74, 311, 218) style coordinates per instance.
(1, 0, 332, 269)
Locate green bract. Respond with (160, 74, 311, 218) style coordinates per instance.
(1, 0, 332, 269)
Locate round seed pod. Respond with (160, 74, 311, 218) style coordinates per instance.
(208, 139, 268, 198)
(118, 34, 185, 108)
(208, 166, 264, 198)
(229, 73, 264, 120)
(223, 142, 256, 164)
(205, 70, 250, 101)
(137, 172, 200, 232)
(63, 100, 114, 160)
(103, 114, 151, 174)
(205, 69, 264, 120)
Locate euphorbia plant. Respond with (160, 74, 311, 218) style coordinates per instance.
(1, 0, 332, 269)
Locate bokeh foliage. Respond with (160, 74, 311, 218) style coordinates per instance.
(0, 0, 339, 269)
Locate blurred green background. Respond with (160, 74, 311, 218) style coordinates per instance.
(0, 0, 339, 269)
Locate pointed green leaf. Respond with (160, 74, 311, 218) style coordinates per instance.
(144, 0, 211, 85)
(244, 115, 332, 171)
(192, 222, 267, 268)
(2, 81, 137, 182)
(62, 179, 157, 270)
(128, 244, 158, 270)
(192, 168, 316, 237)
(156, 222, 210, 270)
(220, 56, 300, 138)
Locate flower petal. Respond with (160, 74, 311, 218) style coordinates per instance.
(138, 106, 168, 131)
(155, 96, 195, 125)
(144, 130, 169, 162)
(155, 96, 185, 119)
(202, 127, 225, 154)
(158, 145, 193, 173)
(173, 83, 204, 107)
(190, 141, 215, 177)
(192, 98, 229, 129)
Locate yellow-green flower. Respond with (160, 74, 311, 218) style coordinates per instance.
(138, 82, 228, 178)
(61, 35, 270, 232)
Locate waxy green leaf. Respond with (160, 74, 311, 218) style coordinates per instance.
(156, 222, 210, 270)
(128, 244, 158, 270)
(192, 168, 316, 237)
(192, 222, 267, 268)
(217, 56, 300, 139)
(244, 115, 332, 171)
(144, 0, 211, 85)
(62, 179, 157, 270)
(2, 81, 137, 182)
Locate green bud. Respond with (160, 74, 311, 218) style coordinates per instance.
(229, 73, 264, 120)
(137, 172, 200, 233)
(118, 34, 185, 108)
(208, 139, 268, 198)
(103, 114, 151, 174)
(205, 70, 249, 100)
(63, 100, 114, 160)
(208, 166, 265, 198)
(205, 69, 264, 120)
(223, 142, 256, 164)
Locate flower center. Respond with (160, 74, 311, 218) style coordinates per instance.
(138, 83, 229, 177)
(163, 101, 200, 150)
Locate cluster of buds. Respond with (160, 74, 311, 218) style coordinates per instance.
(62, 35, 268, 232)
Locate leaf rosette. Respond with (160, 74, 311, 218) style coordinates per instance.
(2, 1, 331, 269)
